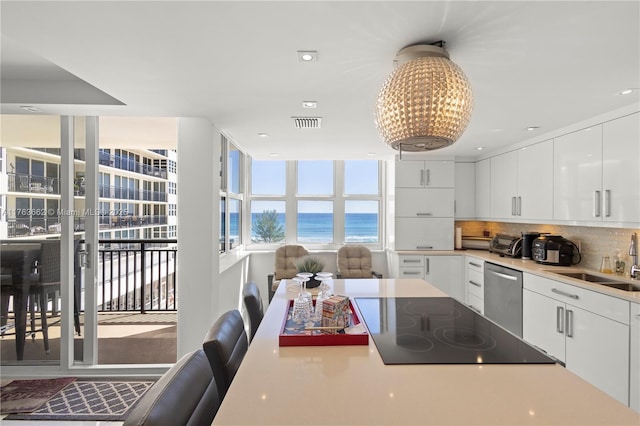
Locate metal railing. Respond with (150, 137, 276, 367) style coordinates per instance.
(6, 215, 168, 237)
(98, 239, 177, 313)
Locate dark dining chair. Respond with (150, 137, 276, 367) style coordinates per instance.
(242, 281, 264, 343)
(202, 309, 248, 399)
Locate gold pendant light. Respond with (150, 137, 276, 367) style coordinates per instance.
(375, 42, 473, 152)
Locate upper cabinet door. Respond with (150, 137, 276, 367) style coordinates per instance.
(455, 162, 475, 219)
(475, 158, 491, 219)
(517, 140, 553, 220)
(395, 160, 454, 188)
(554, 126, 603, 222)
(490, 151, 518, 219)
(602, 113, 640, 224)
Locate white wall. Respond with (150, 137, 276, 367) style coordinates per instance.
(176, 117, 220, 357)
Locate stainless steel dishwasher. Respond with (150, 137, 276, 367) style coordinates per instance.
(484, 262, 523, 337)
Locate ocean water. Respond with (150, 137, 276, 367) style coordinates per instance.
(231, 213, 379, 243)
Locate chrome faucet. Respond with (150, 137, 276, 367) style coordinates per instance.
(630, 233, 639, 279)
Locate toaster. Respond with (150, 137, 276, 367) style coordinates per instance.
(489, 234, 522, 257)
(531, 235, 575, 266)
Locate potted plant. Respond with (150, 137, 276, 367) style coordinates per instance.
(294, 255, 325, 288)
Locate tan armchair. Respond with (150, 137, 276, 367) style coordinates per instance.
(336, 245, 382, 279)
(267, 245, 308, 301)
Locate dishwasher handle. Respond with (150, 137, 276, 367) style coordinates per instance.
(486, 269, 518, 281)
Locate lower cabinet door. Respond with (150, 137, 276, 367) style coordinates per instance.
(522, 289, 566, 363)
(424, 256, 463, 301)
(631, 303, 640, 412)
(565, 306, 629, 406)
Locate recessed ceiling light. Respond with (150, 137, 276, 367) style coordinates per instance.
(257, 133, 269, 138)
(20, 105, 40, 113)
(476, 147, 484, 151)
(268, 153, 279, 157)
(297, 51, 318, 62)
(619, 89, 634, 95)
(302, 101, 317, 108)
(526, 126, 540, 131)
(367, 152, 377, 157)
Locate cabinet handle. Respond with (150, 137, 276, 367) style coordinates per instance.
(487, 270, 517, 281)
(551, 288, 579, 300)
(594, 190, 601, 217)
(416, 212, 433, 217)
(566, 309, 574, 338)
(511, 196, 516, 216)
(402, 259, 421, 263)
(420, 169, 425, 186)
(426, 169, 431, 186)
(416, 245, 433, 250)
(469, 262, 482, 267)
(556, 306, 564, 334)
(402, 271, 422, 276)
(517, 196, 522, 216)
(469, 280, 482, 287)
(426, 258, 430, 274)
(604, 189, 611, 217)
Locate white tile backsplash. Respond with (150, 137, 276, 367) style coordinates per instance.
(455, 221, 640, 273)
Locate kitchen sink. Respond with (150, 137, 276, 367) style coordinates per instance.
(599, 282, 640, 292)
(553, 272, 622, 283)
(552, 271, 640, 291)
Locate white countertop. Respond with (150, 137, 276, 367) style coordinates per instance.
(212, 278, 639, 425)
(399, 249, 640, 303)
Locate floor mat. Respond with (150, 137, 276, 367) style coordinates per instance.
(0, 377, 77, 414)
(4, 378, 154, 421)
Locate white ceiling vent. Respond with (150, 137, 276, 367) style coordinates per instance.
(292, 116, 322, 129)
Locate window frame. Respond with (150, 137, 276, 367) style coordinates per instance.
(219, 134, 244, 254)
(245, 158, 384, 251)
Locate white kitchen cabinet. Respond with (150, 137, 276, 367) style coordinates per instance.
(396, 159, 454, 188)
(465, 256, 484, 314)
(517, 140, 553, 219)
(631, 303, 640, 413)
(554, 116, 640, 224)
(397, 255, 426, 279)
(425, 255, 463, 301)
(554, 125, 603, 222)
(395, 188, 454, 218)
(394, 159, 455, 251)
(395, 218, 454, 250)
(522, 273, 630, 405)
(475, 158, 491, 219)
(602, 112, 640, 224)
(490, 140, 553, 220)
(454, 162, 475, 218)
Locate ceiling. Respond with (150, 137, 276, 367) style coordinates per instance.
(1, 1, 638, 160)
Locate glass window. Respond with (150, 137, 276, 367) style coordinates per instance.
(250, 200, 285, 243)
(345, 200, 379, 243)
(219, 198, 226, 253)
(228, 144, 241, 194)
(345, 160, 379, 195)
(229, 199, 241, 249)
(251, 159, 285, 195)
(297, 200, 333, 243)
(297, 161, 333, 195)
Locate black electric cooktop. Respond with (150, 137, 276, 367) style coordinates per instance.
(354, 297, 555, 365)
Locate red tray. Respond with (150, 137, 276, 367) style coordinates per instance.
(279, 299, 369, 346)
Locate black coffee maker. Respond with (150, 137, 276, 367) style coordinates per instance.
(521, 232, 541, 260)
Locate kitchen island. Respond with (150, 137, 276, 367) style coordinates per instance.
(212, 278, 639, 425)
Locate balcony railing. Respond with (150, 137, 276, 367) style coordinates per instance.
(6, 215, 169, 237)
(98, 239, 177, 313)
(99, 151, 168, 179)
(7, 173, 61, 195)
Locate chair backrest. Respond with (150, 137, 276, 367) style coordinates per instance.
(337, 245, 373, 278)
(37, 240, 61, 284)
(242, 281, 264, 342)
(274, 244, 308, 281)
(202, 310, 248, 399)
(123, 349, 220, 426)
